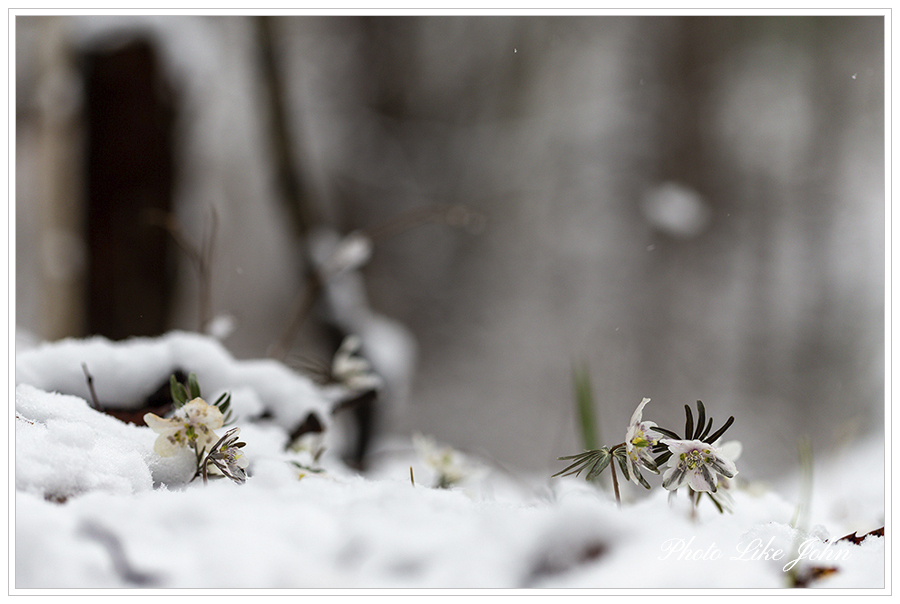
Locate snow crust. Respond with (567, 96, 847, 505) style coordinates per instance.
(13, 332, 885, 590)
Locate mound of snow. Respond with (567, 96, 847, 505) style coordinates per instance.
(16, 385, 156, 500)
(15, 331, 333, 430)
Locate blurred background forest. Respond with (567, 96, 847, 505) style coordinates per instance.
(15, 15, 884, 480)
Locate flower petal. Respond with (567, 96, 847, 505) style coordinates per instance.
(638, 451, 659, 473)
(661, 438, 707, 454)
(143, 412, 177, 432)
(153, 434, 181, 457)
(181, 398, 225, 431)
(717, 440, 743, 462)
(629, 398, 652, 426)
(708, 455, 737, 479)
(662, 465, 687, 490)
(687, 463, 717, 493)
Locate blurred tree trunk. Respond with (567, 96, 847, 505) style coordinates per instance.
(83, 38, 176, 340)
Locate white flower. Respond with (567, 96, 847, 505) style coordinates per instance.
(706, 440, 742, 511)
(144, 397, 224, 457)
(624, 398, 660, 485)
(412, 432, 470, 488)
(716, 440, 742, 468)
(322, 231, 373, 276)
(204, 427, 249, 484)
(332, 335, 383, 392)
(660, 438, 738, 494)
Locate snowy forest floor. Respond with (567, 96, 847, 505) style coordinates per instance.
(13, 332, 886, 591)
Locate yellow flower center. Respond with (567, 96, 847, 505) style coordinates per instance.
(679, 449, 707, 470)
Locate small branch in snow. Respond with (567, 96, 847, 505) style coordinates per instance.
(15, 412, 35, 425)
(81, 362, 102, 411)
(145, 206, 217, 334)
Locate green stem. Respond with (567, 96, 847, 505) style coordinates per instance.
(572, 364, 599, 451)
(189, 441, 206, 484)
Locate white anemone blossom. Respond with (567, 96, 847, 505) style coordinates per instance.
(706, 440, 742, 511)
(144, 397, 224, 456)
(412, 433, 482, 488)
(203, 427, 249, 484)
(624, 397, 661, 485)
(659, 438, 738, 494)
(332, 335, 383, 392)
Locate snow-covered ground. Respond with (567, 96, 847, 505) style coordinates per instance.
(13, 332, 886, 591)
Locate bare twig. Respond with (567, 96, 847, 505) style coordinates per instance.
(15, 412, 35, 425)
(257, 15, 315, 238)
(81, 362, 102, 411)
(198, 207, 218, 332)
(267, 271, 322, 360)
(362, 203, 485, 243)
(145, 206, 217, 333)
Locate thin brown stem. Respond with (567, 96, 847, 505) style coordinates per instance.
(197, 206, 218, 333)
(607, 442, 627, 508)
(610, 457, 621, 508)
(257, 15, 315, 238)
(81, 363, 102, 411)
(145, 207, 216, 333)
(266, 271, 323, 360)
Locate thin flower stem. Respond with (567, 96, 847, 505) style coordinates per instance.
(610, 455, 621, 508)
(189, 441, 203, 483)
(608, 442, 625, 508)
